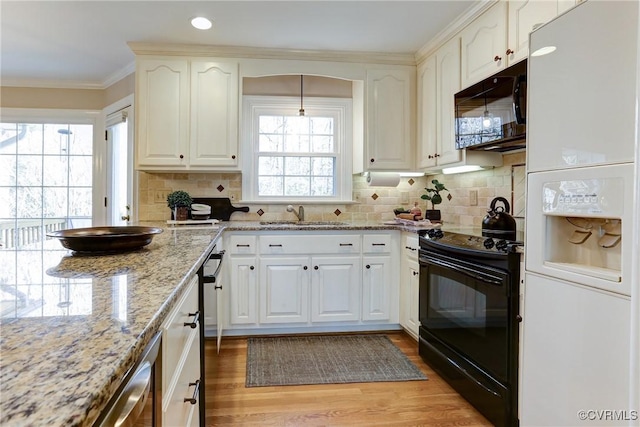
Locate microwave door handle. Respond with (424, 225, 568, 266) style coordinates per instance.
(513, 74, 526, 125)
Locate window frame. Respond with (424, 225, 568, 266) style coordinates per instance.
(241, 95, 352, 203)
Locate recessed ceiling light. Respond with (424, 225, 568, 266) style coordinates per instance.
(191, 17, 212, 30)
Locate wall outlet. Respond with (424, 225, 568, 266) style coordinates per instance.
(470, 190, 478, 206)
(154, 190, 170, 203)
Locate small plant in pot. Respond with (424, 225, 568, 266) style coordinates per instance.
(421, 179, 450, 221)
(167, 190, 193, 221)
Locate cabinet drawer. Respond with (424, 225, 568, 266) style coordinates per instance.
(228, 235, 257, 254)
(162, 335, 200, 427)
(162, 276, 199, 393)
(363, 234, 392, 253)
(402, 233, 419, 260)
(259, 234, 361, 254)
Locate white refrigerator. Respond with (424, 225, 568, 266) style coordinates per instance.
(523, 1, 639, 426)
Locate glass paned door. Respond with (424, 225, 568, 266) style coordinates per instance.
(106, 108, 133, 226)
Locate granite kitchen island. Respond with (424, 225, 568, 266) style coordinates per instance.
(0, 225, 221, 426)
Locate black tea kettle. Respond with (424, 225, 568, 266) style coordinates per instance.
(482, 197, 517, 241)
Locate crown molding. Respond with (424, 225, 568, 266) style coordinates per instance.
(102, 61, 136, 88)
(0, 78, 105, 90)
(415, 0, 498, 65)
(127, 43, 417, 66)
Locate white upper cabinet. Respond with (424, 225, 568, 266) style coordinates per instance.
(460, 0, 571, 89)
(364, 68, 415, 171)
(135, 57, 239, 171)
(418, 36, 461, 169)
(189, 60, 239, 168)
(460, 1, 508, 89)
(507, 0, 561, 64)
(136, 59, 190, 168)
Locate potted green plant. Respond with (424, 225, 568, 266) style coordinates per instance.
(167, 190, 193, 221)
(421, 179, 450, 221)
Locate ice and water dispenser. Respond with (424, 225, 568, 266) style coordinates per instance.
(526, 165, 633, 296)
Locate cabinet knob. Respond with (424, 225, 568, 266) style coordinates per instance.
(304, 266, 308, 270)
(250, 265, 255, 270)
(428, 155, 434, 159)
(366, 264, 371, 269)
(370, 158, 375, 163)
(516, 315, 523, 322)
(179, 154, 184, 159)
(412, 271, 419, 276)
(506, 48, 514, 56)
(494, 55, 502, 62)
(434, 153, 440, 158)
(231, 155, 236, 159)
(314, 266, 319, 270)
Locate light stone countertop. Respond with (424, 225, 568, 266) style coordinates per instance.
(0, 220, 427, 427)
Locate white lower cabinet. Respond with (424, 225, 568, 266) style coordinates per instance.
(400, 232, 420, 339)
(310, 256, 361, 322)
(362, 255, 392, 321)
(222, 230, 400, 334)
(228, 256, 258, 326)
(259, 256, 310, 324)
(161, 275, 201, 427)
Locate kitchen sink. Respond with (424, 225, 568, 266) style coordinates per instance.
(259, 220, 347, 226)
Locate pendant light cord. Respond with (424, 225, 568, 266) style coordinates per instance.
(299, 75, 305, 116)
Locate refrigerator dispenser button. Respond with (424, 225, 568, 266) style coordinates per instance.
(598, 233, 621, 248)
(568, 230, 592, 244)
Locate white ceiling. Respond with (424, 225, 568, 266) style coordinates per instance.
(0, 1, 477, 89)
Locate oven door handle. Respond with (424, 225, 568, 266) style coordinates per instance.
(420, 254, 505, 286)
(448, 357, 502, 399)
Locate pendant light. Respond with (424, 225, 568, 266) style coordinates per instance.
(299, 75, 305, 116)
(482, 92, 493, 128)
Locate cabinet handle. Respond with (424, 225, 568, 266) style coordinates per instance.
(179, 154, 184, 159)
(412, 271, 419, 276)
(183, 311, 200, 329)
(231, 155, 236, 159)
(339, 243, 353, 246)
(269, 244, 283, 247)
(214, 285, 222, 290)
(372, 243, 386, 246)
(184, 379, 201, 405)
(236, 244, 250, 247)
(494, 55, 502, 62)
(366, 265, 371, 269)
(250, 266, 255, 270)
(506, 48, 514, 56)
(370, 158, 375, 163)
(314, 266, 319, 270)
(303, 266, 308, 270)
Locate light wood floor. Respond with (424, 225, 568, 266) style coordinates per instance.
(204, 331, 491, 426)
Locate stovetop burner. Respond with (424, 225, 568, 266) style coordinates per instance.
(419, 229, 523, 255)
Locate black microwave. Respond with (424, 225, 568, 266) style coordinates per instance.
(454, 59, 527, 152)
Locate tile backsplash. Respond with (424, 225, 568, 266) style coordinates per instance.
(137, 151, 525, 232)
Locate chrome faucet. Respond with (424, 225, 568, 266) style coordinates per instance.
(286, 205, 305, 221)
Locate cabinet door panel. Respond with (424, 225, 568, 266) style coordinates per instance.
(136, 59, 189, 167)
(362, 256, 392, 321)
(311, 256, 361, 322)
(417, 56, 438, 169)
(365, 69, 413, 170)
(229, 257, 258, 325)
(259, 257, 309, 324)
(190, 60, 239, 167)
(460, 1, 507, 88)
(436, 37, 462, 166)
